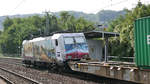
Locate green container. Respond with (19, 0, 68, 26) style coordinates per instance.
(134, 17, 150, 68)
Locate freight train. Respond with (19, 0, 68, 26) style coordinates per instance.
(22, 33, 89, 70)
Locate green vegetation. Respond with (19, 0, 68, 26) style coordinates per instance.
(107, 2, 150, 59)
(0, 11, 94, 55)
(1, 2, 150, 59)
(0, 10, 125, 30)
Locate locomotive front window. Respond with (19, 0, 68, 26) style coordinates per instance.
(75, 37, 85, 43)
(64, 37, 74, 44)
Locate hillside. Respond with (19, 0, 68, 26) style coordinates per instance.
(0, 10, 126, 30)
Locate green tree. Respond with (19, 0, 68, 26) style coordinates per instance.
(59, 11, 95, 32)
(3, 17, 13, 31)
(107, 3, 150, 59)
(0, 12, 95, 56)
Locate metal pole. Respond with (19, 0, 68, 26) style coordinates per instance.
(45, 11, 50, 36)
(104, 44, 107, 62)
(104, 37, 108, 62)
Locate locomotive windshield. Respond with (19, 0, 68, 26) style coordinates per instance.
(64, 37, 85, 44)
(74, 37, 85, 43)
(64, 37, 74, 44)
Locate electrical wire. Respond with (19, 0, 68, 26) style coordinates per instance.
(100, 0, 129, 10)
(10, 0, 26, 14)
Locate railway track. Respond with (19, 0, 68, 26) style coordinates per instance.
(0, 57, 22, 64)
(0, 66, 41, 84)
(0, 58, 111, 83)
(0, 57, 139, 84)
(0, 74, 14, 84)
(0, 57, 98, 84)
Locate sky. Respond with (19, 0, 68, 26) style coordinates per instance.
(0, 0, 150, 16)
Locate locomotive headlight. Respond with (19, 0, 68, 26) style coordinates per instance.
(85, 54, 90, 60)
(68, 56, 72, 59)
(84, 54, 89, 58)
(85, 55, 88, 57)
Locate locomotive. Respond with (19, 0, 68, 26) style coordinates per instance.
(22, 33, 89, 70)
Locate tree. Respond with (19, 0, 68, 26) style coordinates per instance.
(107, 3, 150, 59)
(59, 11, 95, 32)
(0, 12, 95, 55)
(3, 17, 13, 31)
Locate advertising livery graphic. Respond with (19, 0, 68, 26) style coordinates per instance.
(65, 43, 89, 59)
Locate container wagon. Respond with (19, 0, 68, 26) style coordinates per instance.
(134, 16, 150, 69)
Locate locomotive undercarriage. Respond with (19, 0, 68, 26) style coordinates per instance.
(22, 60, 72, 72)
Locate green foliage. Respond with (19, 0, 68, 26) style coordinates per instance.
(59, 11, 94, 32)
(0, 12, 94, 55)
(3, 17, 13, 31)
(107, 3, 150, 58)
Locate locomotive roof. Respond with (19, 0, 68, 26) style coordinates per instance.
(52, 33, 84, 39)
(29, 37, 46, 42)
(23, 37, 48, 44)
(23, 33, 84, 44)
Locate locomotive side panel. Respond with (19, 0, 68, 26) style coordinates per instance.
(22, 42, 34, 61)
(32, 38, 56, 62)
(22, 37, 59, 63)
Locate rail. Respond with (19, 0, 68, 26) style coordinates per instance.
(0, 66, 41, 84)
(0, 74, 14, 84)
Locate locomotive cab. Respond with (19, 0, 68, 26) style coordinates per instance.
(64, 36, 89, 61)
(52, 33, 89, 63)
